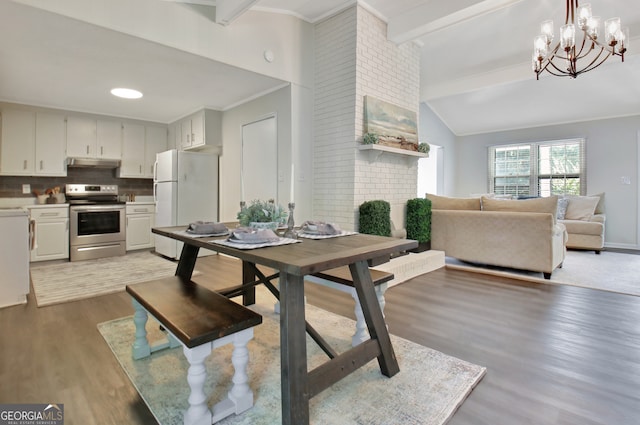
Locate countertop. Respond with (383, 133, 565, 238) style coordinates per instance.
(0, 208, 29, 217)
(24, 203, 69, 209)
(126, 201, 155, 205)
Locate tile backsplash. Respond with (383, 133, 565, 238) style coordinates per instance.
(0, 168, 152, 199)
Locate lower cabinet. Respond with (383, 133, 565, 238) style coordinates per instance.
(126, 204, 155, 251)
(27, 205, 69, 262)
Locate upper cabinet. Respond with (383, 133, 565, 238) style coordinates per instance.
(176, 109, 221, 153)
(35, 112, 67, 176)
(119, 124, 167, 179)
(1, 109, 36, 175)
(67, 116, 122, 159)
(96, 120, 122, 159)
(145, 126, 168, 177)
(0, 109, 66, 176)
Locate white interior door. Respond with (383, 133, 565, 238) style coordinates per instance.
(242, 116, 278, 202)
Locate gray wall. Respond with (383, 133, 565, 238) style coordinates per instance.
(453, 115, 640, 249)
(419, 103, 457, 196)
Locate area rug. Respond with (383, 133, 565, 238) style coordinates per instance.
(446, 250, 640, 296)
(30, 251, 178, 307)
(98, 287, 486, 425)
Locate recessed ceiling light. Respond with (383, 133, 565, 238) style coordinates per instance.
(110, 88, 143, 99)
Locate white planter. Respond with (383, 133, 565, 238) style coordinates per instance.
(249, 222, 278, 230)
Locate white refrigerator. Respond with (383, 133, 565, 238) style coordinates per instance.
(154, 149, 219, 259)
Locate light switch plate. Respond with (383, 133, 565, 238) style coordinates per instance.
(22, 184, 31, 194)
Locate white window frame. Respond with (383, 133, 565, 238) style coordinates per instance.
(488, 138, 586, 197)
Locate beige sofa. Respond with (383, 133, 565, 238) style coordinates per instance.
(427, 194, 567, 279)
(557, 193, 605, 253)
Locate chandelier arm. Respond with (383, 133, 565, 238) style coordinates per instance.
(545, 58, 576, 77)
(573, 37, 590, 60)
(576, 50, 613, 75)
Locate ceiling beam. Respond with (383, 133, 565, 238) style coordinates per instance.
(215, 0, 259, 25)
(388, 0, 525, 44)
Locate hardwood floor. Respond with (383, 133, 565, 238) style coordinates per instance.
(1, 254, 638, 424)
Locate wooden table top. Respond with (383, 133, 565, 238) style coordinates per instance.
(153, 225, 417, 276)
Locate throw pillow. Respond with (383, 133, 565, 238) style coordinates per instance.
(481, 195, 559, 223)
(426, 194, 481, 210)
(564, 193, 605, 214)
(556, 197, 569, 220)
(564, 196, 600, 220)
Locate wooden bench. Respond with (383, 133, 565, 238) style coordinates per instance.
(306, 267, 394, 346)
(126, 276, 262, 425)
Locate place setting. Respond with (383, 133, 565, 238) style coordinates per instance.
(172, 221, 230, 238)
(297, 220, 358, 239)
(210, 226, 301, 250)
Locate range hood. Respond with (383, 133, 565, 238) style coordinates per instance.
(66, 157, 121, 168)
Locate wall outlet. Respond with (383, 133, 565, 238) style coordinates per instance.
(22, 184, 31, 194)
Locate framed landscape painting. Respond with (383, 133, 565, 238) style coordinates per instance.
(364, 96, 418, 151)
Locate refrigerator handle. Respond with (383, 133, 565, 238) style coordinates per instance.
(153, 159, 158, 182)
(153, 182, 157, 203)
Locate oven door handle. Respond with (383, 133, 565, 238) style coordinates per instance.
(71, 205, 125, 212)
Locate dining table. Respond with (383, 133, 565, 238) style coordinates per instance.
(152, 224, 417, 425)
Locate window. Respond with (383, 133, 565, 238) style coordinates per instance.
(488, 139, 586, 197)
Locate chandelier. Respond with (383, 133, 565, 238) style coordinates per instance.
(532, 0, 628, 79)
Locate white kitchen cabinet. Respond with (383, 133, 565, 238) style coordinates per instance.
(144, 126, 167, 178)
(0, 109, 66, 176)
(177, 109, 221, 152)
(168, 122, 180, 150)
(119, 123, 145, 177)
(126, 203, 155, 250)
(96, 120, 122, 159)
(27, 205, 69, 262)
(67, 116, 122, 159)
(66, 115, 97, 157)
(0, 109, 35, 175)
(119, 125, 167, 178)
(35, 112, 67, 176)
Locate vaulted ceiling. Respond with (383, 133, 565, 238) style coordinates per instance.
(1, 0, 638, 135)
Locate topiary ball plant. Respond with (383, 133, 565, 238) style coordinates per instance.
(406, 198, 431, 252)
(359, 200, 391, 237)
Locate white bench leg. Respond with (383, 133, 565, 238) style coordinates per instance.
(350, 283, 388, 346)
(131, 299, 151, 360)
(183, 343, 213, 425)
(131, 298, 183, 359)
(211, 328, 255, 422)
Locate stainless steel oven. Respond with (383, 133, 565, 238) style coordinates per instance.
(66, 184, 126, 261)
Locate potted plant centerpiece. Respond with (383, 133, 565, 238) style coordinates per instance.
(237, 199, 288, 230)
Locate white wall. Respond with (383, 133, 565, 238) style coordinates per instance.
(220, 85, 291, 222)
(454, 115, 640, 249)
(219, 84, 313, 224)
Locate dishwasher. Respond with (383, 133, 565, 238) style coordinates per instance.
(0, 208, 30, 308)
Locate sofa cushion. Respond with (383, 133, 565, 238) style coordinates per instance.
(481, 195, 559, 222)
(426, 194, 480, 210)
(561, 219, 604, 236)
(564, 195, 599, 220)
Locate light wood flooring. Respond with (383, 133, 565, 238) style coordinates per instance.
(1, 254, 639, 424)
